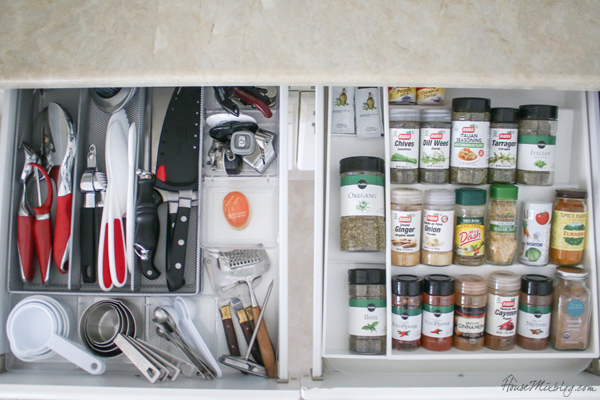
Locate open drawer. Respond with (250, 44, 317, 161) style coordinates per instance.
(307, 87, 600, 399)
(0, 87, 298, 398)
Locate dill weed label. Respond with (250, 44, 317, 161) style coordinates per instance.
(551, 211, 587, 251)
(420, 128, 450, 169)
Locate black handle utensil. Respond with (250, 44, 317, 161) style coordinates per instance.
(134, 171, 162, 279)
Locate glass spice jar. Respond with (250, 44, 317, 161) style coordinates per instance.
(486, 184, 518, 266)
(516, 105, 558, 186)
(450, 98, 491, 185)
(488, 108, 519, 183)
(419, 109, 451, 183)
(348, 268, 387, 354)
(422, 274, 455, 351)
(421, 189, 455, 266)
(550, 189, 587, 266)
(391, 188, 422, 267)
(392, 275, 423, 351)
(484, 271, 520, 351)
(454, 188, 486, 266)
(340, 156, 386, 252)
(517, 274, 553, 351)
(454, 274, 487, 351)
(551, 266, 591, 350)
(390, 108, 420, 184)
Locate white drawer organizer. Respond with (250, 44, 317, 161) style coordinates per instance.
(0, 87, 297, 399)
(308, 87, 600, 398)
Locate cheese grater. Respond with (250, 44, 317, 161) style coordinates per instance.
(216, 249, 269, 277)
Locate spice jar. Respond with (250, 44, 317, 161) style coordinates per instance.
(340, 157, 386, 252)
(551, 266, 591, 350)
(520, 201, 552, 266)
(517, 105, 558, 186)
(392, 275, 422, 351)
(390, 109, 420, 184)
(422, 274, 455, 351)
(454, 274, 487, 351)
(550, 189, 587, 266)
(488, 108, 519, 183)
(486, 184, 518, 266)
(484, 271, 520, 351)
(450, 98, 491, 185)
(348, 268, 387, 354)
(421, 189, 455, 266)
(454, 188, 486, 266)
(517, 275, 553, 350)
(419, 109, 451, 183)
(391, 188, 422, 266)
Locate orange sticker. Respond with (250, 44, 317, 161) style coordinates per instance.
(223, 191, 251, 230)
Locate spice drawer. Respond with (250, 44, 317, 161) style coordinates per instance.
(308, 87, 600, 398)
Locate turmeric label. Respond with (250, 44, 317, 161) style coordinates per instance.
(551, 211, 587, 251)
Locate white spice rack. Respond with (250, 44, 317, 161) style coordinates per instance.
(315, 88, 599, 376)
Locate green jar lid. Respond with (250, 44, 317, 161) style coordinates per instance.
(490, 184, 518, 200)
(455, 188, 486, 205)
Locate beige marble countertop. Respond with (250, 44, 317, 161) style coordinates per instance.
(1, 0, 600, 89)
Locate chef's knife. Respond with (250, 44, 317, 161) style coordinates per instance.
(155, 87, 201, 292)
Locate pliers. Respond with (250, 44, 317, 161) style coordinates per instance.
(213, 86, 275, 119)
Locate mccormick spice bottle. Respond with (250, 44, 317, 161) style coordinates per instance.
(484, 271, 520, 351)
(391, 188, 422, 267)
(550, 189, 587, 266)
(454, 188, 486, 266)
(348, 268, 386, 354)
(454, 274, 487, 351)
(517, 275, 553, 350)
(422, 274, 455, 351)
(488, 108, 519, 183)
(391, 275, 423, 351)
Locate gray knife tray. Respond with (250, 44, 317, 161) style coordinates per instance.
(6, 88, 201, 295)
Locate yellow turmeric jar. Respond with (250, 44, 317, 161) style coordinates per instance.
(550, 189, 587, 266)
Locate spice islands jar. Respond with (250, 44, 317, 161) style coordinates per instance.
(422, 274, 455, 351)
(550, 189, 587, 266)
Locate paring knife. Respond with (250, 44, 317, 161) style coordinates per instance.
(231, 297, 263, 366)
(219, 300, 241, 357)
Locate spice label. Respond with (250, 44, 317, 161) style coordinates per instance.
(454, 306, 486, 339)
(567, 299, 586, 318)
(331, 87, 355, 135)
(392, 307, 422, 341)
(340, 175, 385, 218)
(485, 294, 518, 337)
(422, 209, 454, 252)
(416, 88, 445, 105)
(517, 304, 551, 339)
(422, 303, 454, 338)
(450, 121, 490, 168)
(420, 128, 450, 169)
(490, 220, 516, 234)
(516, 135, 555, 172)
(489, 128, 518, 169)
(391, 210, 421, 253)
(388, 87, 416, 104)
(520, 208, 552, 266)
(349, 299, 386, 337)
(550, 211, 587, 251)
(454, 217, 485, 256)
(390, 129, 420, 170)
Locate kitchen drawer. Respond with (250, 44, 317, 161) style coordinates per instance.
(0, 87, 299, 398)
(308, 87, 600, 398)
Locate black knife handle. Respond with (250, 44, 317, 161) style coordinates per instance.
(135, 176, 161, 280)
(80, 207, 97, 284)
(167, 204, 190, 292)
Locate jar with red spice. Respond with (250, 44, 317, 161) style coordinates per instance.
(484, 271, 520, 351)
(421, 274, 455, 351)
(392, 275, 423, 351)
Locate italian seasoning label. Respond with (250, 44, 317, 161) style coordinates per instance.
(420, 128, 450, 169)
(450, 121, 490, 169)
(517, 304, 551, 339)
(422, 303, 454, 338)
(349, 298, 386, 337)
(391, 210, 421, 253)
(454, 216, 485, 256)
(340, 175, 384, 218)
(550, 211, 587, 251)
(392, 306, 422, 341)
(390, 128, 420, 170)
(517, 135, 556, 172)
(489, 128, 518, 169)
(454, 305, 486, 339)
(485, 294, 518, 337)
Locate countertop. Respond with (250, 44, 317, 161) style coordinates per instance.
(1, 0, 600, 89)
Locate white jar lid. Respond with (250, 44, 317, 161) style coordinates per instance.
(523, 201, 553, 213)
(424, 189, 455, 206)
(421, 108, 451, 122)
(391, 188, 422, 205)
(390, 108, 420, 121)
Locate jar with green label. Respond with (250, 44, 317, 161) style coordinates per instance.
(486, 184, 518, 266)
(550, 189, 587, 266)
(454, 188, 486, 266)
(516, 105, 558, 186)
(517, 275, 553, 350)
(390, 108, 420, 183)
(348, 268, 387, 354)
(392, 275, 422, 351)
(340, 157, 386, 252)
(419, 109, 451, 183)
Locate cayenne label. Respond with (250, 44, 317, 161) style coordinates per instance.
(391, 210, 421, 253)
(392, 306, 422, 341)
(422, 303, 454, 338)
(485, 294, 518, 337)
(454, 216, 485, 256)
(517, 135, 555, 172)
(451, 121, 490, 168)
(518, 304, 550, 339)
(391, 129, 420, 170)
(489, 128, 518, 169)
(550, 211, 587, 251)
(422, 209, 454, 252)
(349, 298, 386, 337)
(454, 306, 486, 339)
(340, 175, 384, 218)
(420, 128, 450, 169)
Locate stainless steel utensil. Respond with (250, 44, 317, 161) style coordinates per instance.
(114, 334, 161, 383)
